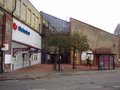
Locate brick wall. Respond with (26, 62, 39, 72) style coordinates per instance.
(70, 18, 120, 64)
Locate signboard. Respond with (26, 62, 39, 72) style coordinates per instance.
(13, 22, 30, 35)
(12, 18, 41, 49)
(1, 44, 9, 51)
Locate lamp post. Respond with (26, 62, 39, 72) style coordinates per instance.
(58, 55, 61, 71)
(58, 45, 62, 71)
(73, 45, 77, 69)
(1, 50, 4, 73)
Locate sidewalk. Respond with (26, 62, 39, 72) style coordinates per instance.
(12, 64, 98, 72)
(0, 64, 107, 81)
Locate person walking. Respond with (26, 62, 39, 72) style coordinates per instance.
(86, 56, 92, 69)
(86, 57, 90, 66)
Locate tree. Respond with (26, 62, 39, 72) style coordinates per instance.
(70, 31, 89, 69)
(44, 32, 70, 53)
(44, 32, 70, 71)
(44, 31, 89, 70)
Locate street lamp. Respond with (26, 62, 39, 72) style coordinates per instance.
(73, 45, 77, 69)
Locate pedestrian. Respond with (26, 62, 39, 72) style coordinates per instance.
(100, 61, 104, 70)
(47, 54, 50, 64)
(86, 57, 90, 66)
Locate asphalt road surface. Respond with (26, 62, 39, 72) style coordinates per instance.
(0, 69, 120, 90)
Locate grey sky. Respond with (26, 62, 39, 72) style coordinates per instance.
(29, 0, 120, 33)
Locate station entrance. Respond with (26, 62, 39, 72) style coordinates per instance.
(95, 48, 116, 70)
(96, 54, 115, 70)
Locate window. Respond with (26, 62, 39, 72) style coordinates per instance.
(35, 16, 39, 31)
(34, 54, 37, 61)
(39, 24, 41, 33)
(15, 0, 21, 17)
(0, 11, 3, 25)
(31, 55, 34, 61)
(31, 13, 35, 27)
(27, 9, 31, 25)
(0, 0, 4, 5)
(6, 0, 14, 11)
(21, 3, 27, 21)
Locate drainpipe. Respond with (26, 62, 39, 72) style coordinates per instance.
(1, 15, 6, 73)
(12, 0, 17, 17)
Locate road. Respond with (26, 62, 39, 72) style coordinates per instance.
(0, 69, 120, 90)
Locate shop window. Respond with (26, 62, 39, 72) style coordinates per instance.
(34, 54, 37, 61)
(22, 53, 29, 61)
(16, 53, 22, 62)
(13, 55, 16, 61)
(34, 55, 36, 61)
(30, 55, 33, 61)
(36, 55, 38, 60)
(22, 53, 25, 61)
(32, 55, 34, 61)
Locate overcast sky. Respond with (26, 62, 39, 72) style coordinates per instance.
(29, 0, 120, 34)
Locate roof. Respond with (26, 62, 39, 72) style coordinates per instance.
(94, 48, 116, 55)
(40, 11, 70, 33)
(114, 24, 120, 35)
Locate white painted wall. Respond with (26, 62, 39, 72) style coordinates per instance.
(5, 54, 11, 64)
(13, 52, 23, 70)
(11, 18, 42, 70)
(12, 49, 41, 70)
(31, 53, 41, 65)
